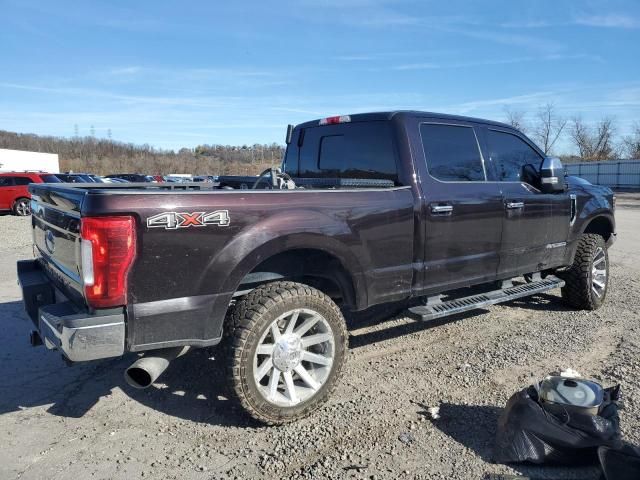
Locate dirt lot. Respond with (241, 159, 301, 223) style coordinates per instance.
(1, 195, 639, 480)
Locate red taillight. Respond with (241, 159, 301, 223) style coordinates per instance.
(80, 216, 136, 309)
(319, 115, 351, 125)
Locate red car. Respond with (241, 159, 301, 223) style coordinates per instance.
(0, 172, 61, 216)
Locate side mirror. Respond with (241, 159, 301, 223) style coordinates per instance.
(539, 156, 566, 193)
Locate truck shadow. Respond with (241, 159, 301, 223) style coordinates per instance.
(120, 348, 257, 427)
(0, 291, 570, 428)
(426, 402, 601, 479)
(504, 292, 573, 313)
(347, 306, 488, 349)
(346, 289, 571, 349)
(0, 299, 253, 427)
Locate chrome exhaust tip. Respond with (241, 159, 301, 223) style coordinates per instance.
(124, 346, 189, 389)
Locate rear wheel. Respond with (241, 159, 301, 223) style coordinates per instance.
(226, 281, 348, 424)
(13, 197, 31, 216)
(560, 233, 608, 310)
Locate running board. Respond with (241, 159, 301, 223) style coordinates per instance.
(408, 276, 565, 321)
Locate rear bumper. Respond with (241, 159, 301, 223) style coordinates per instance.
(17, 259, 125, 362)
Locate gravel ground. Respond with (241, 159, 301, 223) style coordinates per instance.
(1, 196, 639, 480)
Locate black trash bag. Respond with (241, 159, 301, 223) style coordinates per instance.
(493, 385, 622, 465)
(598, 443, 640, 480)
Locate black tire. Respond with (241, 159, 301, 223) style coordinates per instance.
(560, 233, 609, 310)
(13, 197, 31, 216)
(226, 281, 348, 425)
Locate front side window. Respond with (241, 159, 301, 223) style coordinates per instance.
(420, 124, 485, 182)
(486, 129, 543, 182)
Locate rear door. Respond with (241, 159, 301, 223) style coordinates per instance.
(481, 127, 571, 276)
(418, 121, 504, 291)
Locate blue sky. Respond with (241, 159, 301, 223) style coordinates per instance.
(1, 0, 639, 153)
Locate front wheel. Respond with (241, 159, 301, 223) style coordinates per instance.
(13, 197, 31, 216)
(560, 233, 609, 310)
(226, 281, 348, 424)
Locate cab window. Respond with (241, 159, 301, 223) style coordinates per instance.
(420, 123, 485, 182)
(292, 121, 399, 183)
(486, 129, 543, 182)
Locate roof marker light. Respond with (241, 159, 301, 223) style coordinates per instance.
(319, 115, 351, 125)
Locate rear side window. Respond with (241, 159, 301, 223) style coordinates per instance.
(486, 129, 543, 182)
(420, 124, 485, 182)
(39, 174, 61, 183)
(0, 177, 14, 187)
(294, 121, 399, 183)
(13, 177, 32, 185)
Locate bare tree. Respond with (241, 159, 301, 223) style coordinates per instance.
(503, 106, 527, 132)
(531, 103, 567, 155)
(622, 123, 640, 160)
(569, 117, 617, 161)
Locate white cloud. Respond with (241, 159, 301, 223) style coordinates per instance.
(107, 66, 143, 77)
(575, 14, 640, 29)
(391, 54, 603, 71)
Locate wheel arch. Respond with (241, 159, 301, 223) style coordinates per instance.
(581, 214, 615, 243)
(196, 223, 368, 341)
(235, 247, 359, 309)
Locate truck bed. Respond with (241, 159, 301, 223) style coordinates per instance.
(28, 181, 415, 351)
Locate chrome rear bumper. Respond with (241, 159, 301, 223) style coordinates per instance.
(17, 259, 125, 362)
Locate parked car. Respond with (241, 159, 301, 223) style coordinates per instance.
(55, 173, 101, 183)
(0, 171, 60, 215)
(566, 175, 593, 186)
(193, 175, 216, 182)
(164, 175, 193, 182)
(17, 111, 616, 424)
(101, 177, 130, 183)
(105, 174, 154, 182)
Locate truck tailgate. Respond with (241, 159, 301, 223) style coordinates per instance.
(30, 184, 86, 305)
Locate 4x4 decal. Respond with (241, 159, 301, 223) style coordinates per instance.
(147, 210, 230, 229)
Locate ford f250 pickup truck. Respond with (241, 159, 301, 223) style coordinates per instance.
(17, 111, 616, 424)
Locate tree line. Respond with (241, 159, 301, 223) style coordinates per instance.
(1, 107, 639, 176)
(504, 103, 640, 162)
(0, 130, 284, 175)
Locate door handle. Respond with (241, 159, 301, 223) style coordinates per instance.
(431, 204, 453, 215)
(506, 201, 524, 209)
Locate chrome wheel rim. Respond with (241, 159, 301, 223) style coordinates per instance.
(16, 200, 30, 216)
(253, 308, 334, 407)
(591, 247, 607, 298)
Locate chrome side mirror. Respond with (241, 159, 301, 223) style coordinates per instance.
(540, 156, 566, 193)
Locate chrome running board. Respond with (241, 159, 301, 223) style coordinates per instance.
(408, 276, 565, 321)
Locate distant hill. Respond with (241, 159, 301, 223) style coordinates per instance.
(0, 129, 284, 176)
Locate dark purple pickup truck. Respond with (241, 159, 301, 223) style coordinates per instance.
(17, 111, 616, 424)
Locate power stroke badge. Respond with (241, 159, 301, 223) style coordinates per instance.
(146, 210, 230, 229)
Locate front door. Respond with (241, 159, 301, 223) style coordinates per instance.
(419, 122, 504, 292)
(482, 127, 571, 277)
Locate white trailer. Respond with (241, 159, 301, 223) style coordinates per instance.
(0, 148, 60, 173)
